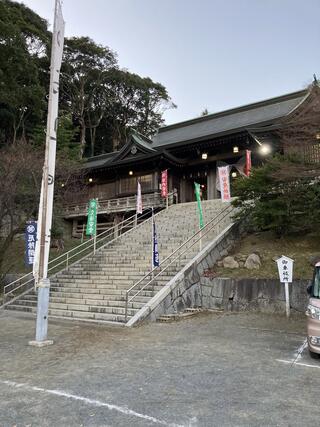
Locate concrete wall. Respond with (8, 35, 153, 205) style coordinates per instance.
(127, 221, 242, 326)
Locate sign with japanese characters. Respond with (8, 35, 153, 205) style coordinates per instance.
(152, 210, 160, 268)
(86, 199, 97, 236)
(136, 181, 143, 214)
(194, 182, 204, 229)
(161, 170, 168, 198)
(25, 221, 37, 266)
(244, 150, 252, 177)
(218, 166, 231, 202)
(276, 255, 294, 283)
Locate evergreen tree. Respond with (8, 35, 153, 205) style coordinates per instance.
(233, 155, 320, 237)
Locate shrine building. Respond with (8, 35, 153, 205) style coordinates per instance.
(62, 83, 320, 235)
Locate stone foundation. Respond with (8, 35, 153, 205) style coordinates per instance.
(201, 277, 309, 315)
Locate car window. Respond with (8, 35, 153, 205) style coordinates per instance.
(313, 267, 320, 298)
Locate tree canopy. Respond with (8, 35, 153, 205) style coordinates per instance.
(0, 0, 175, 158)
(232, 155, 320, 237)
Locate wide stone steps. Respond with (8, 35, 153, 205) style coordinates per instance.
(7, 200, 232, 324)
(49, 288, 155, 299)
(18, 293, 150, 305)
(11, 298, 143, 313)
(5, 304, 130, 323)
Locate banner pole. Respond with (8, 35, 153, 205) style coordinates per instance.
(151, 207, 154, 280)
(81, 223, 85, 243)
(194, 182, 203, 252)
(30, 0, 64, 347)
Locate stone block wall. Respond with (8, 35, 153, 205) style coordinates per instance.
(128, 221, 243, 326)
(128, 218, 310, 326)
(201, 277, 309, 315)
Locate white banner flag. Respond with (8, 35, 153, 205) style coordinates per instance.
(33, 0, 65, 284)
(136, 181, 143, 214)
(218, 166, 231, 202)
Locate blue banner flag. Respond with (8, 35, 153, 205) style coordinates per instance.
(25, 221, 37, 266)
(152, 211, 160, 268)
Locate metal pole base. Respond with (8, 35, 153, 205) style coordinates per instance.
(30, 278, 52, 346)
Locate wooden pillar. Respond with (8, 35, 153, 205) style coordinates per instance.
(207, 167, 218, 200)
(180, 177, 187, 203)
(115, 177, 120, 196)
(153, 170, 159, 191)
(168, 174, 173, 193)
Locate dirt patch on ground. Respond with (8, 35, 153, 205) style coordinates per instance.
(215, 231, 319, 279)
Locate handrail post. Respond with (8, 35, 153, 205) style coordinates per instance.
(125, 292, 128, 323)
(93, 233, 97, 254)
(66, 253, 69, 268)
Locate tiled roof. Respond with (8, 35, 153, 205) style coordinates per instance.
(153, 89, 308, 148)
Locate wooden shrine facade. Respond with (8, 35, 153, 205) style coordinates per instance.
(63, 83, 320, 231)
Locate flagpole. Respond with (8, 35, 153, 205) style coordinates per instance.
(194, 182, 203, 252)
(29, 0, 65, 347)
(151, 207, 154, 280)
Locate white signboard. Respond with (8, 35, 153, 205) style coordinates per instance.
(276, 255, 294, 283)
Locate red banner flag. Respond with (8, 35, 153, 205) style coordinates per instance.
(244, 150, 252, 177)
(161, 170, 168, 198)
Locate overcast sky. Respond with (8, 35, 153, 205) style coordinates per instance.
(18, 0, 320, 125)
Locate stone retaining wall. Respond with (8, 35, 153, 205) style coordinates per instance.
(201, 277, 309, 315)
(127, 219, 309, 326)
(127, 221, 243, 326)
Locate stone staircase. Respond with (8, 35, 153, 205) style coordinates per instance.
(5, 200, 233, 325)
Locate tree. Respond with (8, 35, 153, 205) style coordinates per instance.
(0, 140, 84, 272)
(30, 113, 80, 160)
(0, 1, 176, 158)
(105, 69, 175, 151)
(61, 37, 117, 158)
(232, 155, 320, 237)
(276, 83, 320, 164)
(0, 0, 49, 145)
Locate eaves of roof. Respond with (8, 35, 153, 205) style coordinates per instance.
(153, 89, 309, 149)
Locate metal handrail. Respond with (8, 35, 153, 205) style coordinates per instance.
(1, 207, 153, 306)
(63, 191, 171, 215)
(124, 204, 235, 322)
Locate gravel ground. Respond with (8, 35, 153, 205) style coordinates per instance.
(0, 309, 318, 427)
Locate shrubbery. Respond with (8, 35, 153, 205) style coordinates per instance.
(232, 155, 320, 237)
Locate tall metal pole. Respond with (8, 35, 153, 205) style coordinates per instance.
(29, 0, 65, 347)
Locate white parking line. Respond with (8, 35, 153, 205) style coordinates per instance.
(0, 379, 190, 427)
(293, 339, 308, 362)
(275, 338, 320, 370)
(276, 359, 320, 370)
